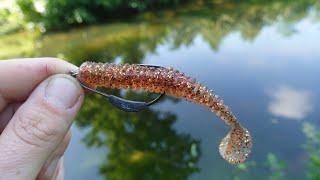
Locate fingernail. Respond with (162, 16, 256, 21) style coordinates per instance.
(45, 77, 80, 109)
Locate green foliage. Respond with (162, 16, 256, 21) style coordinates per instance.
(76, 89, 201, 179)
(4, 0, 317, 61)
(233, 123, 320, 180)
(16, 0, 42, 22)
(266, 153, 287, 180)
(0, 9, 24, 35)
(236, 161, 256, 171)
(2, 1, 320, 179)
(16, 0, 187, 31)
(234, 153, 287, 180)
(0, 31, 38, 59)
(302, 123, 320, 180)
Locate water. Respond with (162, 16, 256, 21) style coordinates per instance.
(1, 1, 320, 179)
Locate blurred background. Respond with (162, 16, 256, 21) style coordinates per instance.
(1, 0, 320, 179)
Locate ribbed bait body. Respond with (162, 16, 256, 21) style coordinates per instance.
(77, 62, 252, 164)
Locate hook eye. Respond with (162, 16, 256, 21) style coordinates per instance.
(69, 70, 78, 78)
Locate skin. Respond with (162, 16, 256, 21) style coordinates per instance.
(0, 58, 84, 180)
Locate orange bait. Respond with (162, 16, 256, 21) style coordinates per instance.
(71, 62, 252, 164)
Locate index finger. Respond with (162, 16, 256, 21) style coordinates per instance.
(0, 58, 78, 109)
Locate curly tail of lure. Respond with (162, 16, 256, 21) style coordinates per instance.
(73, 62, 252, 164)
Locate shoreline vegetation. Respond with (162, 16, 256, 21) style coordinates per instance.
(1, 0, 191, 34)
(1, 1, 320, 179)
(2, 0, 318, 34)
(0, 0, 319, 60)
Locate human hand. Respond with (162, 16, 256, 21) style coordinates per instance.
(0, 58, 84, 179)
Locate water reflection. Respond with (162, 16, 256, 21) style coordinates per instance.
(76, 89, 200, 179)
(268, 85, 312, 120)
(301, 123, 320, 179)
(37, 0, 319, 63)
(1, 0, 320, 179)
(1, 0, 319, 61)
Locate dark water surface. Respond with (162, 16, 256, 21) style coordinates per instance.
(1, 1, 320, 180)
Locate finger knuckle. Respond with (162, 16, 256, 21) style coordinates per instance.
(38, 57, 67, 76)
(13, 108, 61, 147)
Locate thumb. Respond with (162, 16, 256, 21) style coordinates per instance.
(0, 74, 84, 179)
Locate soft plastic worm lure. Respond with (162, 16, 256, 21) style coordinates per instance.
(70, 62, 252, 164)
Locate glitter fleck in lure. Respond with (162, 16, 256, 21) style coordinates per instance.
(71, 62, 252, 164)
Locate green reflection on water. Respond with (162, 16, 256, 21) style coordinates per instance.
(1, 0, 319, 61)
(1, 1, 320, 179)
(302, 123, 320, 179)
(77, 91, 200, 179)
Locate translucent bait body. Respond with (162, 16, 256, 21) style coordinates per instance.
(75, 62, 252, 164)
